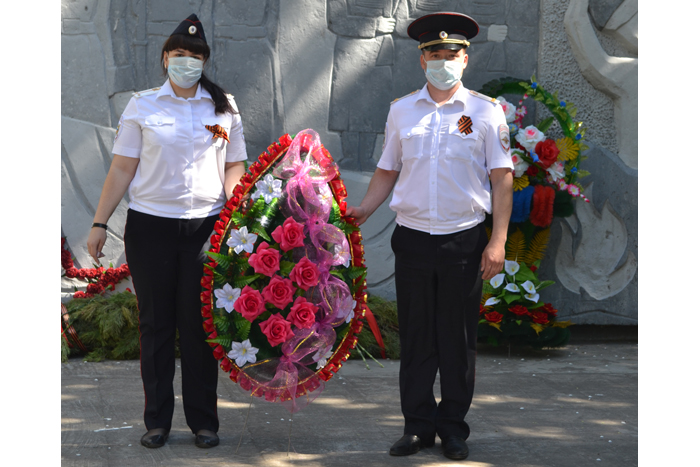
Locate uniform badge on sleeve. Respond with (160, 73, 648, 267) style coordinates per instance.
(114, 115, 123, 143)
(458, 115, 473, 135)
(499, 123, 510, 152)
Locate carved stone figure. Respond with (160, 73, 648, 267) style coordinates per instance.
(327, 0, 533, 171)
(564, 0, 638, 169)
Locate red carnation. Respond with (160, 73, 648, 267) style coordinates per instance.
(529, 185, 555, 227)
(542, 303, 558, 315)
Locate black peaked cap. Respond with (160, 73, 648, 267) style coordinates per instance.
(170, 14, 207, 44)
(407, 12, 479, 50)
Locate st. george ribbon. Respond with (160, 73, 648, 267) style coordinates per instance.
(238, 129, 354, 413)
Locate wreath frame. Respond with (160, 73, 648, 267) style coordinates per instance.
(200, 133, 370, 403)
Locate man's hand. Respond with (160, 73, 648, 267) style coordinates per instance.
(345, 205, 369, 226)
(480, 240, 505, 281)
(482, 167, 513, 280)
(345, 168, 399, 227)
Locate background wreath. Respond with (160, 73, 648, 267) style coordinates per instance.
(475, 76, 591, 349)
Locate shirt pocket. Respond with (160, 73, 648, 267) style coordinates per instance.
(144, 115, 176, 145)
(446, 124, 480, 161)
(399, 125, 429, 161)
(201, 116, 231, 149)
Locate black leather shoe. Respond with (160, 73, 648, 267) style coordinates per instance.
(442, 435, 469, 460)
(389, 434, 434, 456)
(140, 428, 169, 448)
(195, 429, 219, 448)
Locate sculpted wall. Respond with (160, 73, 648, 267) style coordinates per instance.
(61, 0, 638, 325)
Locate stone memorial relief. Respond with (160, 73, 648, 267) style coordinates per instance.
(327, 0, 538, 171)
(555, 183, 637, 301)
(565, 0, 637, 169)
(545, 0, 637, 322)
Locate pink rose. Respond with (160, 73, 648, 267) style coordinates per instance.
(234, 285, 266, 322)
(248, 241, 281, 277)
(259, 313, 295, 347)
(289, 257, 320, 291)
(287, 296, 319, 329)
(271, 217, 306, 252)
(261, 275, 296, 310)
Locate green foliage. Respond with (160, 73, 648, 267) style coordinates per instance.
(477, 320, 570, 349)
(61, 292, 177, 362)
(349, 295, 401, 360)
(536, 117, 554, 133)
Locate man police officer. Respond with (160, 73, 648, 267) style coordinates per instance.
(346, 12, 513, 461)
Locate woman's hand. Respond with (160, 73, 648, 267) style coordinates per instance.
(87, 227, 107, 264)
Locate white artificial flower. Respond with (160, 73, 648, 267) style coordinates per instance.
(511, 149, 530, 178)
(497, 96, 517, 123)
(505, 260, 520, 276)
(226, 226, 258, 254)
(346, 301, 357, 323)
(547, 161, 566, 183)
(315, 346, 334, 369)
(524, 293, 540, 303)
(521, 280, 537, 295)
(214, 283, 241, 313)
(253, 174, 283, 204)
(490, 273, 505, 289)
(484, 297, 501, 307)
(228, 339, 259, 367)
(505, 283, 520, 293)
(515, 125, 545, 152)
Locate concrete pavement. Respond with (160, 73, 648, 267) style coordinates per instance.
(61, 327, 637, 466)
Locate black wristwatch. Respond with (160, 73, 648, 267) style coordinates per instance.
(92, 223, 108, 229)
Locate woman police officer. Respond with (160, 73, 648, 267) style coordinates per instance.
(86, 14, 247, 449)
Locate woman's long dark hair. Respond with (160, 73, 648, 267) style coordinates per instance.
(160, 34, 237, 115)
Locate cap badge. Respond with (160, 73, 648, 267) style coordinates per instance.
(439, 31, 448, 39)
(188, 25, 197, 35)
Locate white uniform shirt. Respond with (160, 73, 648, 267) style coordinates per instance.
(112, 80, 248, 219)
(377, 83, 514, 235)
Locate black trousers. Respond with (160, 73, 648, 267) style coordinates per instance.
(124, 209, 219, 434)
(391, 223, 488, 443)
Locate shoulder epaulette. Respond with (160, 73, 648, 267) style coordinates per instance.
(469, 90, 499, 105)
(132, 87, 161, 98)
(391, 89, 420, 105)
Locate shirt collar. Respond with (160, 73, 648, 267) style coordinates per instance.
(157, 79, 213, 101)
(416, 82, 468, 108)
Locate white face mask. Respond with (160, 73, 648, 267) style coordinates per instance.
(424, 59, 464, 91)
(167, 56, 204, 89)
